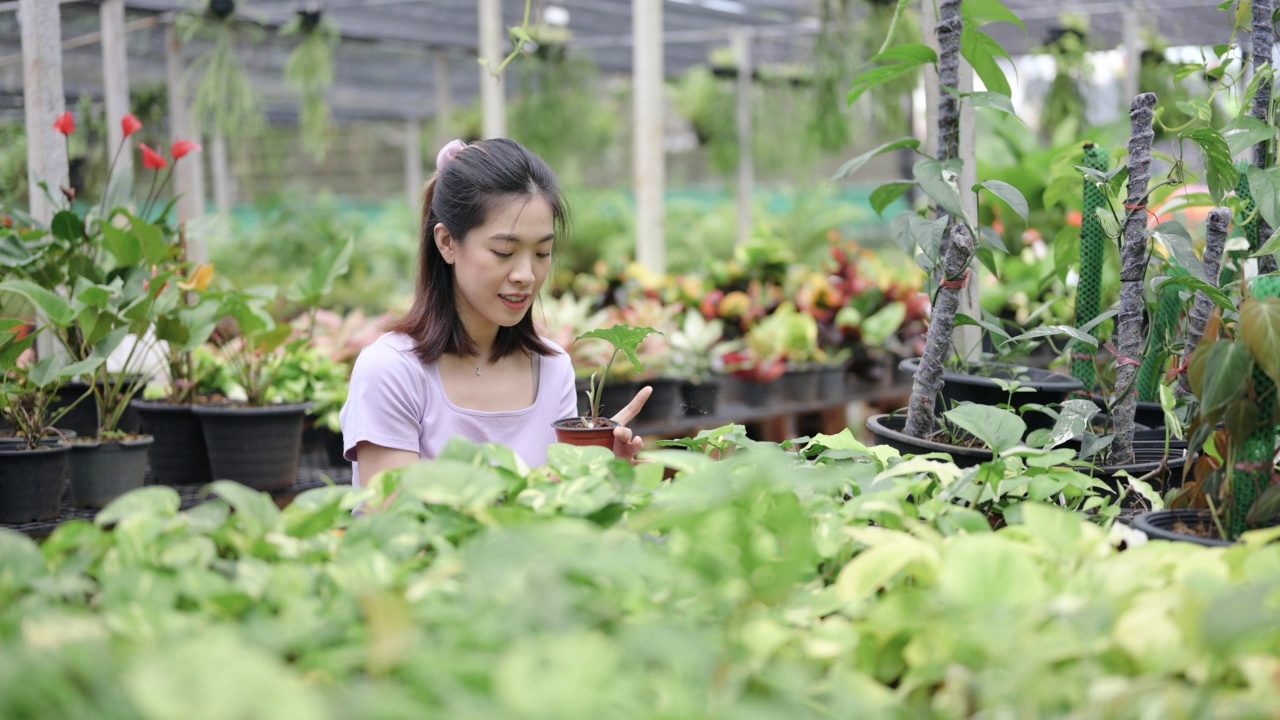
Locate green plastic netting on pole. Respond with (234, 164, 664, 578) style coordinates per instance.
(1221, 162, 1259, 288)
(1072, 144, 1109, 392)
(1229, 275, 1280, 539)
(1136, 267, 1186, 402)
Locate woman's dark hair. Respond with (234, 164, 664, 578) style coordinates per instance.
(388, 138, 568, 364)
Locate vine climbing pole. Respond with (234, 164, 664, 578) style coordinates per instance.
(1136, 269, 1185, 402)
(1251, 0, 1277, 275)
(1111, 92, 1158, 467)
(1229, 276, 1280, 539)
(1223, 163, 1261, 287)
(1178, 207, 1230, 396)
(1071, 143, 1110, 393)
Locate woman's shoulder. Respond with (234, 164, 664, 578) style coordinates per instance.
(540, 336, 570, 359)
(353, 332, 425, 373)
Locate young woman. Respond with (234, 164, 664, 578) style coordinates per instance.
(340, 138, 650, 487)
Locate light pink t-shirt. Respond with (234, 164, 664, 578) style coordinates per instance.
(340, 332, 578, 487)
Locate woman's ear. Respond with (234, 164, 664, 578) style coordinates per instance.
(433, 222, 457, 265)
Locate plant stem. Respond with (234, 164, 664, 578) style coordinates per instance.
(97, 137, 126, 224)
(875, 0, 913, 56)
(1178, 207, 1229, 396)
(1111, 92, 1158, 467)
(905, 224, 975, 439)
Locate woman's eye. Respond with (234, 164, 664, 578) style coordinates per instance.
(492, 251, 513, 259)
(536, 252, 551, 259)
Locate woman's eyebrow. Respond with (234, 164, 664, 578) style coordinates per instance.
(489, 233, 556, 244)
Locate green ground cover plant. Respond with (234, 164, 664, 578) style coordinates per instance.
(1, 433, 1278, 718)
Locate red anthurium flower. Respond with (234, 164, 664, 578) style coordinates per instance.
(121, 113, 143, 138)
(171, 140, 202, 160)
(139, 143, 168, 170)
(53, 112, 75, 136)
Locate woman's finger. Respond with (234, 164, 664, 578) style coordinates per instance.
(610, 386, 653, 426)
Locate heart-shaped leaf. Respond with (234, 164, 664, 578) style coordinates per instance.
(1240, 297, 1280, 385)
(943, 404, 1026, 453)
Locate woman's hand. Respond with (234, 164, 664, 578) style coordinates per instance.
(609, 385, 652, 461)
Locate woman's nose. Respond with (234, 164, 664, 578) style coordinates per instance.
(509, 255, 535, 284)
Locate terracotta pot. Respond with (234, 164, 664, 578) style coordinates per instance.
(552, 417, 618, 450)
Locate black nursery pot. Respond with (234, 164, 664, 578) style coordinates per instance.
(1133, 509, 1235, 547)
(865, 413, 994, 468)
(898, 358, 1083, 430)
(681, 379, 720, 417)
(0, 443, 71, 523)
(635, 378, 682, 424)
(1089, 394, 1167, 430)
(132, 400, 211, 485)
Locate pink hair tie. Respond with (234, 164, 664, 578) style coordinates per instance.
(436, 139, 468, 170)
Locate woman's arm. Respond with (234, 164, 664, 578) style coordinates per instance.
(354, 441, 421, 481)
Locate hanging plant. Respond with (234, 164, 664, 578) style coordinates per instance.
(808, 0, 852, 151)
(178, 0, 265, 139)
(280, 9, 340, 161)
(1037, 18, 1090, 139)
(509, 49, 617, 181)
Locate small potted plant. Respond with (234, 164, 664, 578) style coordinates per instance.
(192, 235, 353, 491)
(552, 324, 660, 449)
(667, 309, 729, 416)
(0, 313, 103, 522)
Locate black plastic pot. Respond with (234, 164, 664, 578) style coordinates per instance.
(740, 379, 776, 408)
(681, 379, 720, 417)
(636, 378, 682, 424)
(132, 400, 212, 485)
(898, 358, 1083, 429)
(1089, 394, 1167, 430)
(779, 366, 822, 403)
(1075, 446, 1188, 504)
(865, 413, 994, 467)
(0, 442, 71, 522)
(194, 403, 308, 492)
(68, 436, 154, 509)
(818, 364, 846, 398)
(1132, 509, 1235, 547)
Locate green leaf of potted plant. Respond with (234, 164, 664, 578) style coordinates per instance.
(552, 323, 660, 449)
(192, 235, 353, 491)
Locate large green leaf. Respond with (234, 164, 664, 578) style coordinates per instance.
(101, 223, 142, 267)
(1048, 399, 1101, 448)
(1151, 221, 1207, 282)
(961, 90, 1019, 117)
(1151, 275, 1235, 315)
(869, 182, 915, 217)
(1199, 340, 1253, 416)
(1221, 116, 1277, 157)
(1240, 297, 1280, 385)
(961, 0, 1027, 31)
(974, 180, 1028, 222)
(207, 480, 283, 535)
(913, 157, 964, 217)
(1179, 127, 1239, 204)
(577, 324, 661, 373)
(869, 43, 937, 66)
(943, 404, 1026, 453)
(960, 27, 1012, 98)
(286, 235, 354, 306)
(50, 210, 84, 242)
(833, 138, 921, 181)
(95, 486, 181, 526)
(0, 280, 74, 326)
(999, 324, 1098, 349)
(1246, 166, 1280, 228)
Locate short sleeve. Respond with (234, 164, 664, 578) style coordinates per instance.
(341, 339, 426, 462)
(557, 351, 578, 421)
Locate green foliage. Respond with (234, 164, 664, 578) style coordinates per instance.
(3, 434, 1279, 718)
(280, 14, 340, 161)
(509, 55, 618, 183)
(574, 324, 661, 423)
(179, 7, 265, 139)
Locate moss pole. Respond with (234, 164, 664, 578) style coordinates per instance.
(1111, 92, 1158, 466)
(1252, 0, 1277, 275)
(1178, 207, 1230, 396)
(1229, 275, 1280, 538)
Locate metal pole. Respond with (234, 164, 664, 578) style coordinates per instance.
(405, 118, 423, 208)
(165, 21, 207, 238)
(433, 50, 454, 150)
(733, 29, 753, 248)
(633, 0, 665, 273)
(478, 0, 506, 138)
(100, 0, 132, 184)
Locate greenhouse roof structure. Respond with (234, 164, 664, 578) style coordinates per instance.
(0, 0, 1243, 124)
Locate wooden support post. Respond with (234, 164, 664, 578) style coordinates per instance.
(100, 0, 132, 183)
(405, 119, 423, 208)
(433, 50, 454, 150)
(633, 0, 665, 274)
(165, 20, 206, 259)
(1122, 6, 1143, 112)
(733, 29, 753, 248)
(20, 0, 67, 225)
(19, 0, 67, 362)
(478, 0, 506, 138)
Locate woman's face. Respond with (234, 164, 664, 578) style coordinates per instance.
(436, 195, 555, 340)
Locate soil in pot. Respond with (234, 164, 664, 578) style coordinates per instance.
(1133, 509, 1235, 547)
(552, 416, 619, 449)
(0, 442, 71, 523)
